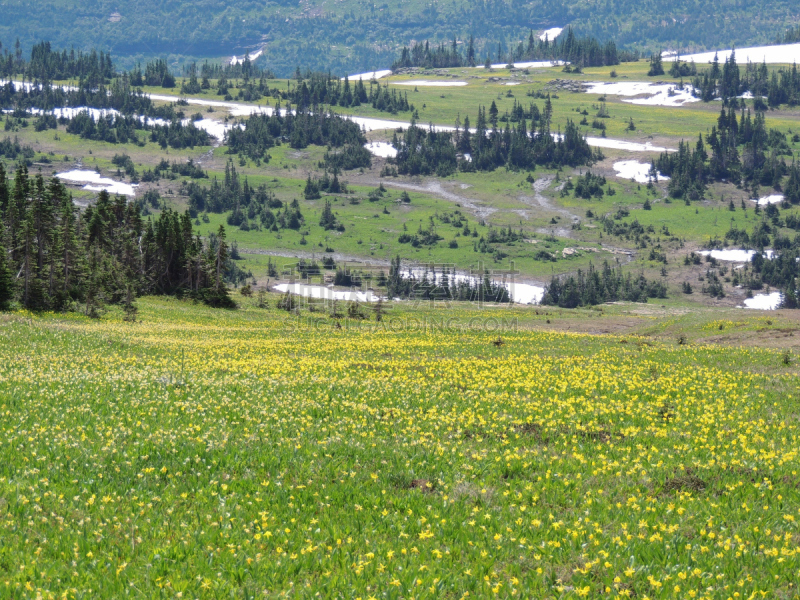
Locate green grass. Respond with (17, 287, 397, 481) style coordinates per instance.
(8, 63, 800, 298)
(0, 297, 798, 598)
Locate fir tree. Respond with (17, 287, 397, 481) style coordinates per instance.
(0, 241, 13, 310)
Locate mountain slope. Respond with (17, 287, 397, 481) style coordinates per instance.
(0, 0, 798, 77)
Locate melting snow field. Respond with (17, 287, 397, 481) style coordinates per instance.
(506, 282, 545, 305)
(394, 80, 467, 87)
(364, 142, 397, 158)
(613, 160, 670, 183)
(666, 43, 800, 65)
(56, 170, 138, 196)
(584, 137, 672, 153)
(273, 283, 384, 303)
(481, 61, 562, 69)
(9, 103, 235, 142)
(585, 81, 699, 107)
(230, 49, 263, 66)
(539, 27, 563, 41)
(344, 70, 392, 81)
(754, 194, 784, 206)
(404, 269, 544, 305)
(192, 118, 238, 140)
(275, 273, 544, 305)
(743, 291, 783, 310)
(698, 249, 774, 262)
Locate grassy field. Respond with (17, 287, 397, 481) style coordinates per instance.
(0, 297, 798, 598)
(6, 61, 800, 302)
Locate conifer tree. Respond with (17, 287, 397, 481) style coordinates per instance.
(0, 241, 13, 310)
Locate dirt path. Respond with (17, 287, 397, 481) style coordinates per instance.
(239, 247, 392, 266)
(353, 174, 497, 220)
(513, 176, 579, 238)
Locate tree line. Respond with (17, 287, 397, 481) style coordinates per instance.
(225, 104, 369, 166)
(0, 77, 158, 116)
(540, 261, 667, 308)
(0, 165, 241, 313)
(392, 28, 620, 70)
(655, 105, 793, 200)
(385, 257, 511, 303)
(675, 51, 800, 109)
(0, 39, 114, 85)
(389, 100, 599, 177)
(181, 161, 305, 239)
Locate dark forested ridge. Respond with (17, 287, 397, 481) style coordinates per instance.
(0, 0, 798, 77)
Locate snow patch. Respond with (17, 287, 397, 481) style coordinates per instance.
(192, 118, 238, 140)
(743, 291, 783, 310)
(506, 282, 545, 304)
(754, 194, 784, 206)
(613, 160, 669, 183)
(585, 81, 700, 107)
(698, 249, 774, 262)
(275, 271, 544, 305)
(539, 27, 564, 41)
(12, 103, 233, 142)
(343, 70, 392, 81)
(584, 137, 671, 152)
(274, 283, 383, 303)
(364, 142, 397, 158)
(230, 48, 263, 66)
(665, 43, 800, 65)
(404, 269, 544, 305)
(394, 80, 467, 87)
(480, 61, 562, 69)
(56, 170, 138, 197)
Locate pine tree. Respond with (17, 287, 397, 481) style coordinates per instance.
(0, 241, 14, 310)
(467, 36, 476, 67)
(648, 52, 664, 76)
(208, 225, 234, 308)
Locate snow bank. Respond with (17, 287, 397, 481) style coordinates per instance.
(192, 118, 238, 140)
(613, 160, 670, 183)
(0, 79, 76, 93)
(343, 70, 392, 81)
(584, 137, 672, 152)
(56, 170, 138, 196)
(754, 194, 783, 206)
(539, 27, 563, 41)
(394, 80, 467, 87)
(743, 291, 783, 310)
(698, 249, 775, 262)
(230, 48, 263, 66)
(480, 61, 561, 69)
(276, 268, 544, 306)
(404, 269, 544, 305)
(274, 283, 383, 303)
(364, 142, 397, 158)
(14, 103, 234, 142)
(666, 43, 800, 65)
(584, 81, 700, 107)
(506, 282, 545, 304)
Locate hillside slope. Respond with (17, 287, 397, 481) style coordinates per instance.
(0, 0, 798, 78)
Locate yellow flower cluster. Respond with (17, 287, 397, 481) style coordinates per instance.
(0, 297, 797, 599)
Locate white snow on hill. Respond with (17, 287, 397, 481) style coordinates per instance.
(663, 43, 800, 65)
